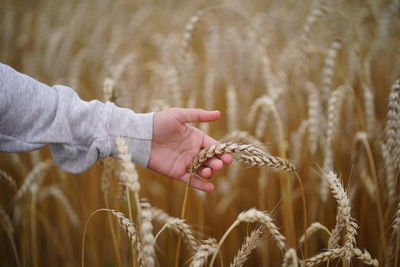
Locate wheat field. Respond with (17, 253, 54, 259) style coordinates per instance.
(0, 0, 399, 266)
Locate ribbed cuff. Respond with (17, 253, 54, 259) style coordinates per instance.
(107, 103, 154, 168)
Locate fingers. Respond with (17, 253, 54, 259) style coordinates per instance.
(175, 108, 221, 123)
(180, 173, 215, 192)
(196, 166, 213, 178)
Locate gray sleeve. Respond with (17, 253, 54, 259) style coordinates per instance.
(0, 63, 153, 173)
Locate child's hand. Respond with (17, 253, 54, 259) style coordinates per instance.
(148, 108, 233, 192)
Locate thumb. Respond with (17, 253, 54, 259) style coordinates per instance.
(176, 108, 221, 123)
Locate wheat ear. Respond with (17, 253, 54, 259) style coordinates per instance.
(298, 222, 331, 246)
(321, 85, 348, 201)
(100, 158, 114, 198)
(189, 238, 218, 267)
(102, 77, 115, 102)
(230, 227, 263, 267)
(282, 248, 298, 267)
(325, 171, 357, 265)
(219, 130, 267, 152)
(386, 79, 400, 161)
(140, 202, 155, 267)
(321, 39, 342, 101)
(181, 10, 204, 61)
(151, 206, 199, 251)
(306, 82, 322, 154)
(300, 4, 328, 50)
(115, 137, 141, 214)
(0, 170, 17, 191)
(188, 143, 295, 176)
(248, 95, 282, 140)
(303, 248, 378, 266)
(81, 209, 143, 267)
(12, 159, 53, 205)
(209, 208, 286, 267)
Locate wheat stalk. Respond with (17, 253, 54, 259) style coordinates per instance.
(181, 10, 203, 62)
(0, 207, 13, 238)
(230, 227, 263, 267)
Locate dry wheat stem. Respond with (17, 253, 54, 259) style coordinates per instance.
(0, 208, 20, 267)
(230, 227, 263, 267)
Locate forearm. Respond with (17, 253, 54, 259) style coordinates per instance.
(0, 63, 153, 173)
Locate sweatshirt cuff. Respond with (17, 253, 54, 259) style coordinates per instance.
(107, 102, 154, 168)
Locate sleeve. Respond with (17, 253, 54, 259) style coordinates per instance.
(0, 63, 153, 173)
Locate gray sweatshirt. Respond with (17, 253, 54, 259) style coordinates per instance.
(0, 63, 153, 173)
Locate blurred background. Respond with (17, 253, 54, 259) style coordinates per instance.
(0, 0, 399, 266)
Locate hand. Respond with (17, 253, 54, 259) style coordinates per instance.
(148, 108, 233, 192)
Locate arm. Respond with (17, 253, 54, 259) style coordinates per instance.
(0, 63, 153, 173)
